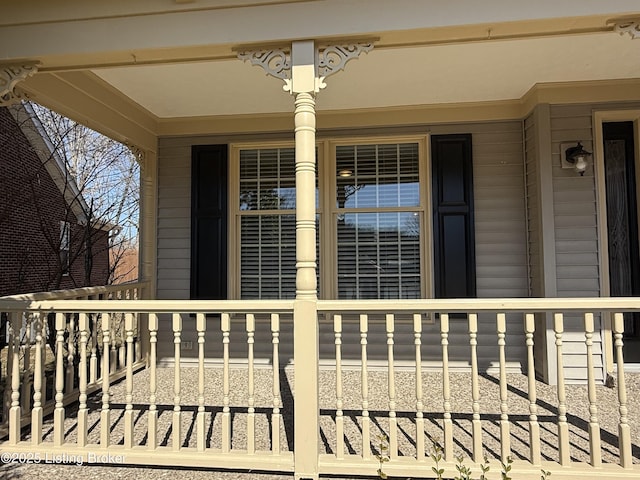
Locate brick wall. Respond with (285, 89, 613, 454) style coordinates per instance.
(0, 107, 110, 296)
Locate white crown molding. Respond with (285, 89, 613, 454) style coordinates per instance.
(0, 63, 38, 106)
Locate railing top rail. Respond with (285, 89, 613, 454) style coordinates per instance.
(318, 297, 640, 313)
(0, 298, 295, 313)
(0, 281, 149, 302)
(1, 296, 640, 314)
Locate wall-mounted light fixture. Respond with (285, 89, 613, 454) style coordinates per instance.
(561, 141, 592, 176)
(338, 169, 353, 177)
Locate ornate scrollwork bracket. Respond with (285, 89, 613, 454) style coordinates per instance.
(237, 48, 292, 91)
(315, 43, 373, 91)
(128, 144, 146, 162)
(238, 41, 373, 94)
(614, 20, 640, 39)
(0, 63, 38, 107)
(127, 144, 148, 176)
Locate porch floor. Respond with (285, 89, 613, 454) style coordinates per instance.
(2, 366, 639, 479)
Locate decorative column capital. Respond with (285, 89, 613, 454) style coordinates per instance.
(238, 41, 374, 94)
(613, 19, 640, 39)
(128, 144, 150, 178)
(128, 144, 146, 162)
(0, 63, 38, 107)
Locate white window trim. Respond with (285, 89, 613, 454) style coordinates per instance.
(229, 135, 433, 300)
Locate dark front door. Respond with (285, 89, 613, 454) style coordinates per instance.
(603, 122, 640, 360)
(191, 145, 228, 300)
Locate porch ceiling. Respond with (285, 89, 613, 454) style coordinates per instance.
(6, 1, 640, 148)
(91, 31, 640, 119)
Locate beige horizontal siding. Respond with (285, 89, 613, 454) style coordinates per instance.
(156, 121, 528, 368)
(550, 105, 599, 382)
(157, 137, 192, 300)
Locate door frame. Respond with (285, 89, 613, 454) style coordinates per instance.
(593, 109, 640, 372)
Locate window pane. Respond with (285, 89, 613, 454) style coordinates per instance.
(337, 212, 421, 299)
(238, 145, 321, 300)
(240, 214, 296, 299)
(239, 150, 258, 178)
(239, 147, 297, 211)
(336, 143, 420, 209)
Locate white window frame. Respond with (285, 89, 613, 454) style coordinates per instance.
(229, 135, 432, 300)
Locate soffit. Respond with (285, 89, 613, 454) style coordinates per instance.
(91, 32, 640, 119)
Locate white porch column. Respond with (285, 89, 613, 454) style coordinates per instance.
(239, 40, 372, 480)
(133, 147, 158, 366)
(291, 40, 319, 480)
(136, 148, 158, 300)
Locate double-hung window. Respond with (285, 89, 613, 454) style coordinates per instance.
(233, 137, 428, 300)
(237, 147, 297, 299)
(334, 141, 425, 299)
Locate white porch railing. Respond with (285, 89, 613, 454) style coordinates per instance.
(0, 294, 638, 479)
(317, 299, 640, 479)
(0, 283, 146, 433)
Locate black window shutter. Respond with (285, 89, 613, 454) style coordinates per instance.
(191, 145, 228, 300)
(431, 134, 476, 298)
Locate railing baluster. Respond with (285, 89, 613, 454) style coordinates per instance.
(124, 312, 135, 449)
(196, 313, 207, 452)
(110, 323, 117, 373)
(583, 312, 601, 467)
(334, 314, 344, 459)
(469, 313, 482, 463)
(31, 312, 44, 445)
(271, 313, 281, 456)
(148, 313, 158, 450)
(246, 313, 256, 454)
(414, 313, 424, 461)
(221, 313, 231, 452)
(8, 312, 21, 445)
(41, 315, 48, 406)
(360, 314, 371, 460)
(386, 313, 398, 459)
(100, 312, 111, 448)
(135, 312, 142, 362)
(497, 312, 510, 462)
(66, 314, 75, 394)
(525, 313, 540, 465)
(613, 312, 632, 468)
(554, 312, 570, 466)
(53, 312, 66, 446)
(77, 313, 89, 447)
(172, 312, 182, 451)
(440, 313, 453, 461)
(89, 313, 98, 384)
(3, 315, 12, 430)
(21, 314, 32, 412)
(101, 312, 111, 447)
(118, 324, 126, 371)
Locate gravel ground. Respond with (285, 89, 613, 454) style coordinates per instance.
(2, 365, 639, 479)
